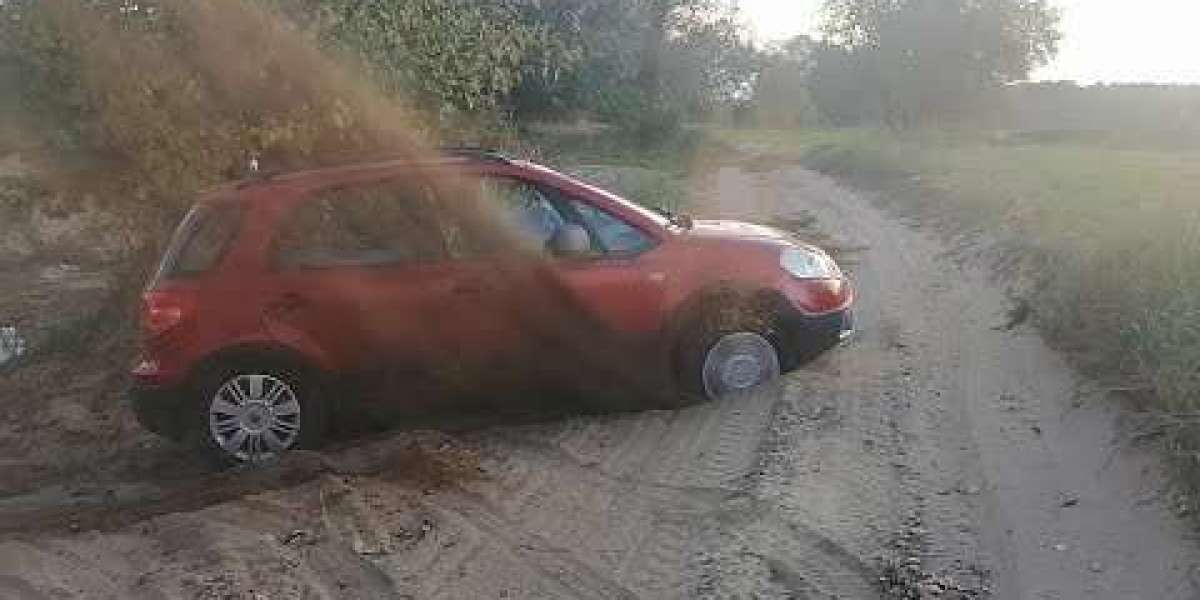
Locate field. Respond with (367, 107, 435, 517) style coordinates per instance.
(718, 127, 1200, 508)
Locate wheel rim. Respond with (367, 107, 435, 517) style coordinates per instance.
(702, 332, 780, 399)
(208, 374, 301, 462)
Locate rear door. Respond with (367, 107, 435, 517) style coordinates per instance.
(263, 178, 462, 381)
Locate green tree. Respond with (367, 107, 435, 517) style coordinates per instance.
(663, 3, 758, 115)
(508, 0, 752, 139)
(296, 0, 578, 119)
(507, 0, 645, 118)
(751, 36, 824, 127)
(1, 0, 756, 159)
(628, 0, 752, 140)
(818, 0, 1061, 127)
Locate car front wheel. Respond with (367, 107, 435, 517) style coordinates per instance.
(699, 331, 781, 399)
(196, 362, 324, 466)
(677, 298, 784, 403)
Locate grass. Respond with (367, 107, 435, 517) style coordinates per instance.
(717, 127, 1200, 514)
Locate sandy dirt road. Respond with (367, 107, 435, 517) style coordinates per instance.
(0, 165, 1197, 599)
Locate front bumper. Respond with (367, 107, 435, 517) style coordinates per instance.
(130, 383, 189, 441)
(775, 308, 854, 368)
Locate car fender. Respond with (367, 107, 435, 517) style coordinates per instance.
(664, 282, 786, 342)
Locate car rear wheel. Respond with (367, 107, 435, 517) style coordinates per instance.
(195, 361, 325, 467)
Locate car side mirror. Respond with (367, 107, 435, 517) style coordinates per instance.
(670, 213, 694, 230)
(548, 224, 592, 258)
(653, 205, 693, 230)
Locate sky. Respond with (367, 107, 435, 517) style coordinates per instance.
(739, 0, 1200, 85)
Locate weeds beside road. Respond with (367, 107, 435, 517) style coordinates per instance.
(718, 127, 1200, 517)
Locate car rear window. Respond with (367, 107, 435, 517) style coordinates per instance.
(155, 202, 242, 281)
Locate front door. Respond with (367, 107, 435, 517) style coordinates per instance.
(467, 175, 669, 395)
(548, 190, 667, 339)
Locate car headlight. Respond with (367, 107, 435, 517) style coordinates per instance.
(780, 246, 840, 279)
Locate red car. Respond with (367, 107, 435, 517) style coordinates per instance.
(131, 150, 853, 464)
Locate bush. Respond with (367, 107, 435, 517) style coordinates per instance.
(0, 0, 440, 225)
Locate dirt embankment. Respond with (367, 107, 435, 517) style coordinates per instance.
(0, 154, 159, 498)
(0, 165, 1197, 599)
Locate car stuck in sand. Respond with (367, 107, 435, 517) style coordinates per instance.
(130, 150, 854, 465)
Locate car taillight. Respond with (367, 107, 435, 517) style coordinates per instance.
(141, 290, 196, 339)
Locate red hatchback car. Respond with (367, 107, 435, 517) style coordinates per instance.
(131, 150, 853, 464)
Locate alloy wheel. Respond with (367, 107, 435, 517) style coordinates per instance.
(207, 374, 302, 462)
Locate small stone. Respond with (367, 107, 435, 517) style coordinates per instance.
(353, 538, 388, 556)
(280, 529, 317, 546)
(1060, 494, 1080, 508)
(1053, 543, 1068, 552)
(1088, 561, 1104, 573)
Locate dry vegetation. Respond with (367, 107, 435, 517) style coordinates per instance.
(721, 127, 1200, 512)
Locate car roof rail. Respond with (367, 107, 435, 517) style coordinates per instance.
(438, 146, 512, 164)
(228, 147, 511, 191)
(234, 169, 283, 190)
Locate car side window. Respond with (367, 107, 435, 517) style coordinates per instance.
(476, 176, 655, 259)
(479, 177, 566, 253)
(564, 197, 655, 257)
(274, 180, 448, 269)
(162, 202, 242, 279)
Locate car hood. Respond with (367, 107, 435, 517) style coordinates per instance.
(687, 219, 794, 244)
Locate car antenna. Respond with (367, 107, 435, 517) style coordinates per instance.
(235, 151, 280, 189)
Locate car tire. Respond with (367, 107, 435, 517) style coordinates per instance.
(676, 296, 782, 403)
(192, 358, 326, 468)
